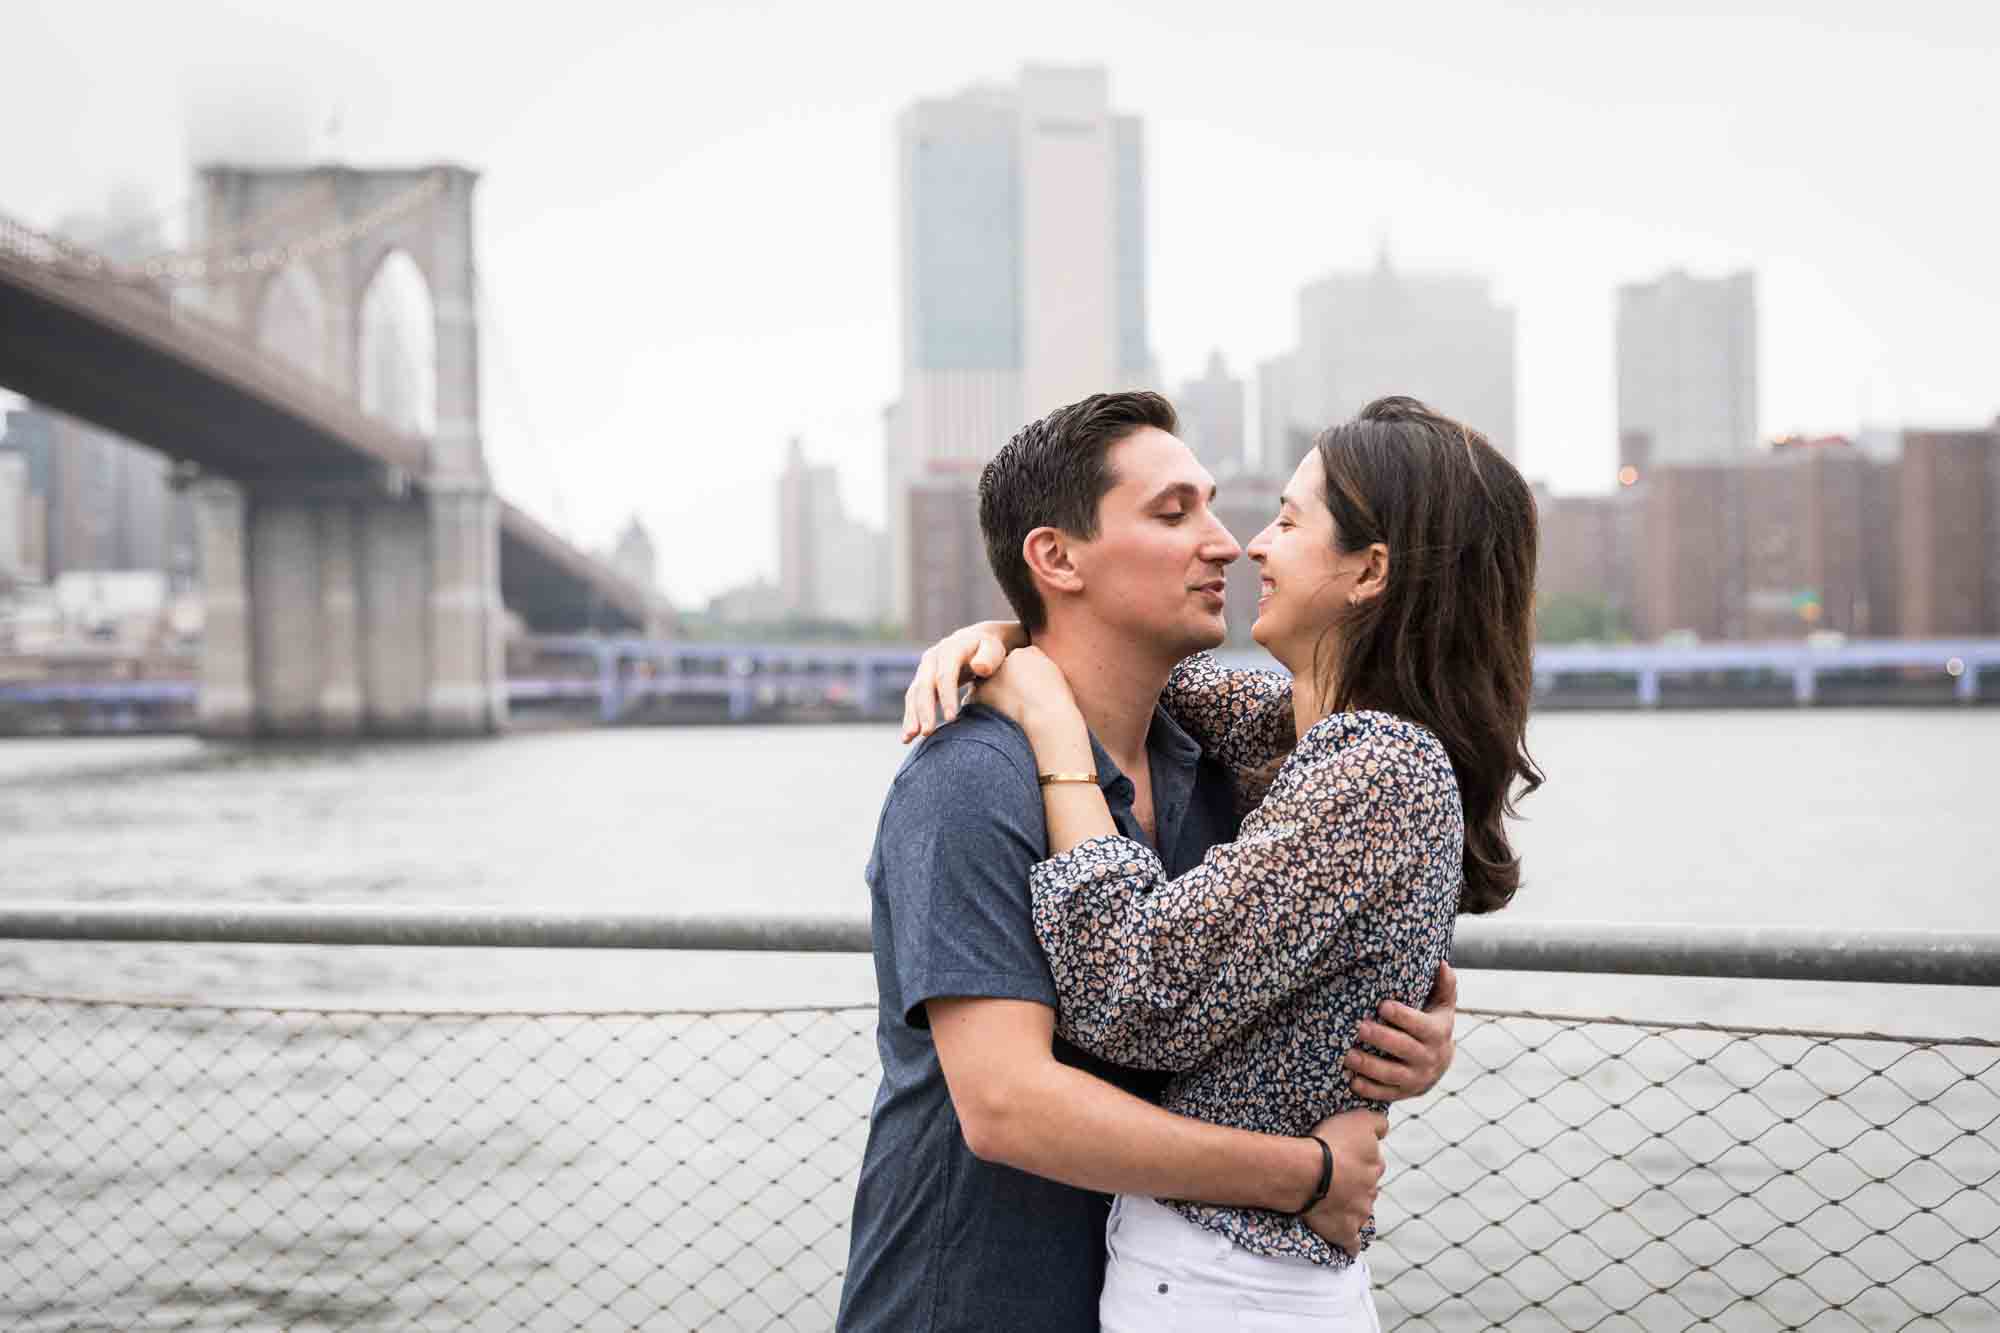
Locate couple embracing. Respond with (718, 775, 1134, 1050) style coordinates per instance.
(838, 390, 1540, 1331)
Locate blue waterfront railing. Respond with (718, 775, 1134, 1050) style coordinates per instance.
(4, 636, 1996, 725)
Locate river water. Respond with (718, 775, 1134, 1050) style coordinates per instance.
(2, 708, 1994, 1034)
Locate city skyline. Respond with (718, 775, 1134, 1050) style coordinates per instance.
(5, 1, 1997, 606)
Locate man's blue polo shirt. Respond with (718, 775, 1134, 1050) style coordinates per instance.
(837, 702, 1242, 1333)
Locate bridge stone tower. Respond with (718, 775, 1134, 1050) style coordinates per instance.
(192, 164, 506, 737)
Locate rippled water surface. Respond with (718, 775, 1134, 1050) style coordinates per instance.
(3, 710, 1992, 1026)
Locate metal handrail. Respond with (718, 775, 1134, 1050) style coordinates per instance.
(2, 904, 1995, 987)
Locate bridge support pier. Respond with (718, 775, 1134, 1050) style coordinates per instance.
(196, 478, 507, 739)
(424, 480, 509, 734)
(194, 480, 255, 738)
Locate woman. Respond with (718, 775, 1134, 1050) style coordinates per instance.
(912, 395, 1541, 1329)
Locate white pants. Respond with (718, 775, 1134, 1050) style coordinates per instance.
(1100, 1194, 1382, 1332)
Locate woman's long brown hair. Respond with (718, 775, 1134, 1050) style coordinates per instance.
(1308, 395, 1542, 914)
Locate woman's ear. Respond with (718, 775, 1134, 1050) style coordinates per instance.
(1023, 526, 1085, 599)
(1352, 542, 1391, 605)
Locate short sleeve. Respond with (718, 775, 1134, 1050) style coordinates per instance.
(873, 733, 1059, 1028)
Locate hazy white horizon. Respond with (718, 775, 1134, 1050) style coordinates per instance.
(6, 0, 1995, 607)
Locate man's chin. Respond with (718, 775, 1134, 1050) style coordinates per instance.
(1186, 618, 1228, 653)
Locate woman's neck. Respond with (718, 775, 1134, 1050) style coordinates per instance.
(1285, 642, 1341, 741)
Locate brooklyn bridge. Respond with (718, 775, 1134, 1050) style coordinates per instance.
(0, 162, 672, 737)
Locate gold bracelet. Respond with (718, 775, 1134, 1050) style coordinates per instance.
(1037, 772, 1099, 787)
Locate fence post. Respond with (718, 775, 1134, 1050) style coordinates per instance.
(596, 642, 622, 724)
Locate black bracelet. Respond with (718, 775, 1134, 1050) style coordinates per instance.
(1286, 1134, 1334, 1217)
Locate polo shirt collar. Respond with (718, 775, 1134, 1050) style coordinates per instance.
(1085, 703, 1204, 811)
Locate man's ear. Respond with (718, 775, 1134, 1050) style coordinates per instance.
(1023, 526, 1085, 600)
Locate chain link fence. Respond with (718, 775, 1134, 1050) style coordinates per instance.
(5, 986, 1995, 1331)
(1374, 1011, 1998, 1332)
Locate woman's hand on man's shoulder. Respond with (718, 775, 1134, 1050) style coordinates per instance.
(902, 620, 1026, 741)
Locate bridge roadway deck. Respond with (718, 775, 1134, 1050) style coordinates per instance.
(0, 234, 662, 633)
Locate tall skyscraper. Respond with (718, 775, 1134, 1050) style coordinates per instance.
(0, 405, 193, 583)
(0, 446, 29, 585)
(1616, 269, 1758, 469)
(887, 65, 1152, 633)
(1, 200, 201, 591)
(1, 414, 50, 585)
(1255, 352, 1312, 474)
(1176, 351, 1246, 473)
(1270, 250, 1518, 463)
(780, 438, 887, 627)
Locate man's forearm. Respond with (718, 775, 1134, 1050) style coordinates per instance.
(964, 1054, 1319, 1211)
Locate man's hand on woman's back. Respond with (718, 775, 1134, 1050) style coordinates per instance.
(1345, 962, 1458, 1100)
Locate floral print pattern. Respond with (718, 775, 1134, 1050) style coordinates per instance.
(1029, 653, 1463, 1267)
(1159, 650, 1297, 808)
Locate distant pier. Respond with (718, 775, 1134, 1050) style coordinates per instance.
(2, 636, 1996, 735)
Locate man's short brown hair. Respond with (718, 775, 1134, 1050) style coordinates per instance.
(977, 391, 1179, 631)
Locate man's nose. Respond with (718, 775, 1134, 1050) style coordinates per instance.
(1202, 516, 1242, 565)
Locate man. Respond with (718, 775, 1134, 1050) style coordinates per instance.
(837, 391, 1456, 1331)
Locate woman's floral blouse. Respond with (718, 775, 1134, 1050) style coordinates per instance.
(1159, 649, 1298, 806)
(1028, 652, 1463, 1266)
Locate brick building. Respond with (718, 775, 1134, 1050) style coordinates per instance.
(906, 474, 1011, 643)
(1900, 428, 1999, 637)
(1635, 465, 1748, 641)
(1742, 441, 1899, 639)
(1524, 426, 1991, 646)
(1533, 487, 1639, 634)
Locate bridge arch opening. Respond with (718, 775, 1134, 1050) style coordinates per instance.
(255, 261, 329, 384)
(357, 249, 437, 438)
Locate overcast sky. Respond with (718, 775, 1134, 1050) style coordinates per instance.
(7, 0, 1995, 606)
